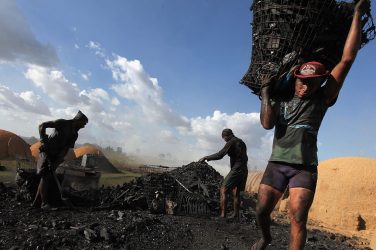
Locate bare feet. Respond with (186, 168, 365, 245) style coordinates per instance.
(212, 216, 227, 223)
(250, 238, 270, 250)
(30, 200, 41, 209)
(227, 212, 240, 222)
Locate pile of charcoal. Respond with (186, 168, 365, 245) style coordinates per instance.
(0, 182, 14, 200)
(241, 0, 376, 96)
(15, 168, 40, 201)
(170, 162, 223, 202)
(170, 162, 223, 192)
(15, 168, 66, 205)
(97, 174, 160, 211)
(98, 162, 224, 215)
(14, 162, 224, 215)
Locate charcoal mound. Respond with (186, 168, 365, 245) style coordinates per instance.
(170, 162, 223, 202)
(98, 162, 224, 215)
(15, 162, 224, 215)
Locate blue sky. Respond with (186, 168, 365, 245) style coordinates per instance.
(0, 0, 375, 174)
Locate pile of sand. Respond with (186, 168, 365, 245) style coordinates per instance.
(0, 129, 32, 160)
(309, 157, 376, 232)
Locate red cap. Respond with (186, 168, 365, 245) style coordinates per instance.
(294, 61, 329, 79)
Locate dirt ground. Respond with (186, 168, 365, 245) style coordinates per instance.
(0, 182, 372, 250)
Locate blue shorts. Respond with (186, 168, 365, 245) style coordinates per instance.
(260, 161, 318, 192)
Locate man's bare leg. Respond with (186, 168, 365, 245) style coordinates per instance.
(232, 186, 240, 217)
(226, 186, 240, 220)
(220, 186, 227, 218)
(32, 176, 48, 208)
(39, 177, 49, 205)
(288, 187, 315, 250)
(251, 184, 283, 250)
(31, 180, 42, 208)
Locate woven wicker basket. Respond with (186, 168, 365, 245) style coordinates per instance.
(241, 0, 375, 96)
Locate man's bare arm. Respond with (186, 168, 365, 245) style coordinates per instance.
(39, 121, 57, 140)
(325, 0, 369, 104)
(260, 76, 279, 129)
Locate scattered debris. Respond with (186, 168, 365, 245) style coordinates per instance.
(0, 176, 372, 250)
(1, 161, 372, 249)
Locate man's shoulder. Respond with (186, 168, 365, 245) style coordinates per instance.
(54, 118, 71, 124)
(232, 136, 245, 145)
(54, 119, 73, 128)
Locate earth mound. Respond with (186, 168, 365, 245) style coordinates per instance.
(74, 145, 104, 157)
(0, 129, 33, 160)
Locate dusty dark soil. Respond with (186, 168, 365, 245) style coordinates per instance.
(2, 162, 372, 250)
(0, 183, 371, 250)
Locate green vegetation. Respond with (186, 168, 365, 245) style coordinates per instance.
(0, 144, 144, 187)
(0, 160, 19, 169)
(0, 160, 19, 184)
(102, 148, 144, 174)
(0, 159, 141, 187)
(85, 148, 142, 187)
(76, 143, 145, 173)
(0, 170, 15, 184)
(99, 171, 141, 187)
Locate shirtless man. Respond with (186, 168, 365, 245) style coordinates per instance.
(32, 111, 88, 209)
(199, 128, 248, 219)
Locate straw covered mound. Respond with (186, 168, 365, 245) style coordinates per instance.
(244, 171, 263, 194)
(309, 157, 376, 232)
(74, 144, 104, 157)
(0, 129, 32, 160)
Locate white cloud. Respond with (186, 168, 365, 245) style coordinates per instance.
(110, 120, 132, 130)
(74, 44, 80, 49)
(0, 39, 273, 175)
(80, 88, 109, 102)
(88, 41, 101, 50)
(183, 110, 272, 172)
(158, 130, 179, 144)
(88, 41, 105, 58)
(25, 65, 83, 105)
(81, 72, 90, 80)
(111, 97, 120, 106)
(108, 55, 189, 127)
(0, 85, 50, 115)
(22, 64, 127, 132)
(188, 111, 263, 148)
(0, 0, 58, 66)
(79, 45, 272, 172)
(24, 65, 111, 114)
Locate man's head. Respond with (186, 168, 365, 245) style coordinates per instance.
(294, 61, 329, 98)
(221, 128, 234, 142)
(73, 110, 88, 130)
